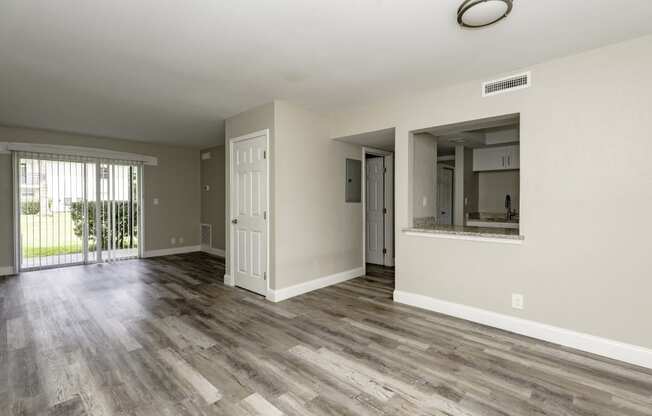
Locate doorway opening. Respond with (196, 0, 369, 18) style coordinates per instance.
(229, 129, 270, 297)
(364, 148, 394, 269)
(334, 127, 396, 288)
(15, 153, 142, 271)
(437, 164, 454, 225)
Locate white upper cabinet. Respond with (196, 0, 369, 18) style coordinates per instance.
(473, 145, 520, 171)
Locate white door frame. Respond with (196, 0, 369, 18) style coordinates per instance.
(362, 146, 394, 273)
(228, 129, 270, 297)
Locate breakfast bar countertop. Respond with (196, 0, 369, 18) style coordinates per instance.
(403, 224, 524, 241)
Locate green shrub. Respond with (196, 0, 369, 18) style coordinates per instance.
(71, 201, 138, 250)
(21, 201, 40, 215)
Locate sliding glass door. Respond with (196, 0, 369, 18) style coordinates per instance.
(16, 153, 142, 271)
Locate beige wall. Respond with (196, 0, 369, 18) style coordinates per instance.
(224, 101, 363, 291)
(274, 100, 362, 289)
(200, 145, 226, 251)
(412, 134, 437, 220)
(224, 102, 276, 284)
(478, 170, 520, 213)
(0, 126, 201, 270)
(326, 35, 652, 349)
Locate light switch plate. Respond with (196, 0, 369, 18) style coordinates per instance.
(153, 198, 159, 205)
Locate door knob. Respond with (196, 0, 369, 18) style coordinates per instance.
(231, 219, 238, 224)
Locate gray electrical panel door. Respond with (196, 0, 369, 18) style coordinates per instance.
(345, 158, 361, 203)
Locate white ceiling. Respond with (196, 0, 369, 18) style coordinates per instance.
(2, 1, 652, 147)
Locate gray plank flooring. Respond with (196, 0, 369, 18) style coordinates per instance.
(1, 253, 651, 415)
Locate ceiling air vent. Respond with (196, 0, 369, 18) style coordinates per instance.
(482, 71, 531, 97)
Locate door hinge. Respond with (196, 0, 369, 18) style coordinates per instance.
(383, 248, 387, 254)
(263, 150, 267, 159)
(263, 272, 267, 280)
(263, 211, 267, 220)
(384, 167, 387, 173)
(383, 208, 387, 214)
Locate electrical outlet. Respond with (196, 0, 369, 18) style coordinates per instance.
(179, 237, 184, 244)
(512, 293, 524, 310)
(171, 237, 176, 245)
(153, 198, 159, 205)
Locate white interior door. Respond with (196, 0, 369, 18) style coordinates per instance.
(437, 166, 454, 225)
(366, 156, 384, 265)
(231, 133, 268, 295)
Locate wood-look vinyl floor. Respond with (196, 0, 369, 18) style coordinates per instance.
(1, 252, 651, 415)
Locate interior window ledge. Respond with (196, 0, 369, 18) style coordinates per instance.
(403, 227, 524, 245)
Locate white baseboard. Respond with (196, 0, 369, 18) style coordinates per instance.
(201, 245, 225, 258)
(223, 274, 234, 287)
(394, 290, 652, 370)
(0, 266, 15, 276)
(143, 245, 201, 258)
(267, 267, 364, 303)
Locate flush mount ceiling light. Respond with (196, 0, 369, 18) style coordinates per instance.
(457, 0, 513, 28)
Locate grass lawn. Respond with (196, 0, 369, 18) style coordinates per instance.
(21, 212, 83, 258)
(20, 212, 136, 259)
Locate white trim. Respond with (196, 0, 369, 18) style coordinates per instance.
(143, 245, 200, 258)
(224, 274, 235, 286)
(403, 230, 524, 245)
(0, 267, 15, 276)
(394, 290, 652, 370)
(267, 267, 364, 303)
(201, 245, 225, 258)
(12, 153, 21, 273)
(0, 142, 158, 165)
(138, 165, 145, 258)
(229, 129, 270, 297)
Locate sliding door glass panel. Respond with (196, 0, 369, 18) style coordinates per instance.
(98, 162, 140, 262)
(17, 154, 142, 271)
(19, 156, 85, 270)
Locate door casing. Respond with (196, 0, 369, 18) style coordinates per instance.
(228, 129, 270, 296)
(362, 146, 395, 272)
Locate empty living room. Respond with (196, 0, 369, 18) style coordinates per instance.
(2, 1, 652, 415)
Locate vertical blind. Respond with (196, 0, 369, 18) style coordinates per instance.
(16, 151, 142, 271)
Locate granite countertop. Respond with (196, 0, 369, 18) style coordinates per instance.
(404, 224, 524, 240)
(467, 212, 519, 224)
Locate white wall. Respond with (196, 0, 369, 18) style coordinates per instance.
(326, 34, 652, 350)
